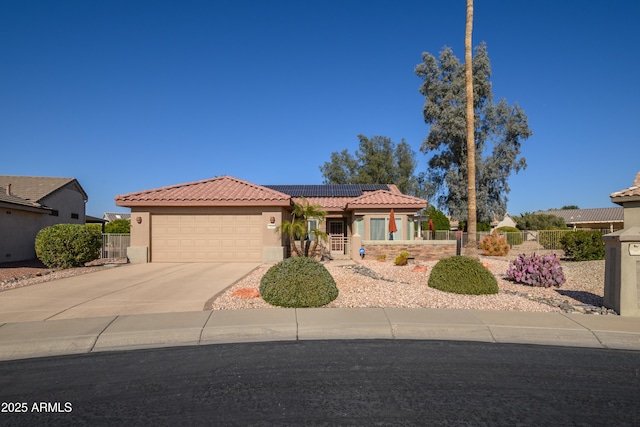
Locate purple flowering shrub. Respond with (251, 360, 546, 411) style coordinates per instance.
(506, 253, 566, 288)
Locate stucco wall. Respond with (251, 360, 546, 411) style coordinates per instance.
(0, 186, 86, 262)
(623, 201, 640, 228)
(0, 209, 46, 261)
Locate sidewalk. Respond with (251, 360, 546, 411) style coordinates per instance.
(0, 308, 639, 361)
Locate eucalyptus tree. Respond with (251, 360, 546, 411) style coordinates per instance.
(415, 42, 532, 224)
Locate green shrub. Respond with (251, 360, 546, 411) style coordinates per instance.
(559, 230, 605, 261)
(459, 221, 492, 232)
(259, 257, 338, 307)
(86, 223, 103, 233)
(394, 251, 410, 266)
(423, 206, 450, 231)
(514, 212, 567, 230)
(495, 226, 523, 246)
(35, 224, 102, 268)
(105, 219, 131, 233)
(428, 256, 498, 295)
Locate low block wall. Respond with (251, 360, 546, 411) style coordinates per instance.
(361, 240, 456, 261)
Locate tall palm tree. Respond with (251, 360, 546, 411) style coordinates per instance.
(465, 0, 478, 259)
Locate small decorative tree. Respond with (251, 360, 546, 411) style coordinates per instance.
(277, 197, 328, 258)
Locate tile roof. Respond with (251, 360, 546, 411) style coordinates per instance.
(347, 190, 427, 210)
(103, 212, 132, 221)
(0, 186, 48, 210)
(610, 171, 640, 203)
(536, 208, 623, 224)
(115, 176, 292, 207)
(115, 176, 429, 211)
(0, 175, 86, 203)
(292, 196, 350, 212)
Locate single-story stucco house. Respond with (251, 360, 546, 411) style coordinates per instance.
(535, 207, 624, 232)
(114, 175, 430, 263)
(0, 175, 88, 262)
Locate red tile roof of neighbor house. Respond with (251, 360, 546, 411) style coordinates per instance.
(115, 176, 292, 207)
(610, 171, 640, 203)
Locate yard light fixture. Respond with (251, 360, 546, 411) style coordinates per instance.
(136, 216, 142, 224)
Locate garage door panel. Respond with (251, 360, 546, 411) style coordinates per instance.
(152, 214, 263, 262)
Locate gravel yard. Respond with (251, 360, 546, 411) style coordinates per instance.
(1, 254, 613, 315)
(210, 254, 613, 315)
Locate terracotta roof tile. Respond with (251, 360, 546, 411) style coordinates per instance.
(347, 190, 427, 210)
(115, 176, 292, 207)
(610, 171, 640, 202)
(292, 197, 349, 212)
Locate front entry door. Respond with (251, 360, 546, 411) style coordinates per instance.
(329, 221, 345, 254)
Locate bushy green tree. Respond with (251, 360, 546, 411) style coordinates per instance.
(105, 219, 130, 233)
(422, 206, 451, 231)
(514, 212, 567, 230)
(319, 134, 421, 196)
(35, 224, 101, 268)
(415, 43, 532, 223)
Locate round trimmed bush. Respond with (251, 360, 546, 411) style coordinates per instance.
(35, 224, 102, 268)
(259, 257, 338, 308)
(495, 226, 523, 246)
(428, 256, 498, 295)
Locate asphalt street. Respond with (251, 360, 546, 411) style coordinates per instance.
(1, 340, 639, 426)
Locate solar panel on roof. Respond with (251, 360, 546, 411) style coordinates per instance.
(264, 184, 390, 197)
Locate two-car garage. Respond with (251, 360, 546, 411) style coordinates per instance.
(151, 214, 263, 263)
(115, 176, 293, 264)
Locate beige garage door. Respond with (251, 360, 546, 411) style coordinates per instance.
(151, 214, 262, 262)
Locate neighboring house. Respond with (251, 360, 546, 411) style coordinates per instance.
(103, 212, 131, 222)
(492, 213, 517, 230)
(610, 171, 640, 228)
(535, 207, 624, 232)
(115, 176, 428, 263)
(0, 176, 88, 262)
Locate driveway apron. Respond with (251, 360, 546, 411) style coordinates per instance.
(0, 263, 259, 323)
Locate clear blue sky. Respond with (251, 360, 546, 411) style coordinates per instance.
(2, 1, 638, 217)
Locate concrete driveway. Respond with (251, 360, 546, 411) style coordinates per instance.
(0, 263, 259, 323)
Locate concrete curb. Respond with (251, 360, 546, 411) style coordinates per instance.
(0, 308, 639, 361)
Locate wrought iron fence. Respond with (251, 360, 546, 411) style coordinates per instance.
(101, 233, 130, 259)
(425, 229, 604, 251)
